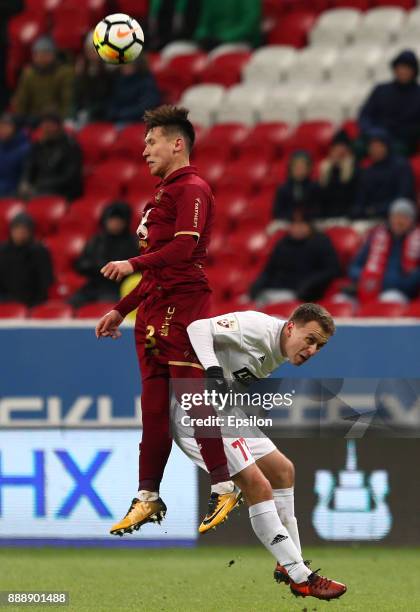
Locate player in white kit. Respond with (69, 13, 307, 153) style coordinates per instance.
(174, 303, 347, 601)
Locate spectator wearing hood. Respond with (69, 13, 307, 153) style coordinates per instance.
(347, 199, 420, 304)
(273, 151, 321, 221)
(0, 213, 53, 306)
(19, 112, 82, 201)
(12, 36, 74, 125)
(249, 216, 340, 305)
(0, 113, 30, 197)
(106, 55, 161, 125)
(318, 130, 359, 218)
(352, 129, 415, 220)
(359, 49, 420, 155)
(69, 202, 139, 308)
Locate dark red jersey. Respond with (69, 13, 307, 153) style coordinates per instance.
(132, 165, 213, 294)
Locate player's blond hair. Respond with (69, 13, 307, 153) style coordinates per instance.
(143, 105, 195, 152)
(289, 303, 336, 336)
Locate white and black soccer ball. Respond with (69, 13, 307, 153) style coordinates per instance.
(93, 13, 144, 65)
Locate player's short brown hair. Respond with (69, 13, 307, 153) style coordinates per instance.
(289, 303, 336, 336)
(143, 105, 195, 152)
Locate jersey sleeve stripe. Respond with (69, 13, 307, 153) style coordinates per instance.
(174, 231, 200, 239)
(168, 360, 204, 370)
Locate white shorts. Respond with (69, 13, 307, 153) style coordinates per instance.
(174, 433, 277, 477)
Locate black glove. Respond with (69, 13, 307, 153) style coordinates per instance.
(206, 366, 229, 408)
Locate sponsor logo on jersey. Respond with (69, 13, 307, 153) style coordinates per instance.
(155, 189, 164, 203)
(160, 306, 176, 337)
(193, 198, 200, 228)
(258, 355, 266, 364)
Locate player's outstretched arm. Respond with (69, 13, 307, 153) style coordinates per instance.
(95, 309, 123, 339)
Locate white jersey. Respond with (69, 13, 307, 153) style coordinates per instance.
(172, 311, 287, 476)
(208, 311, 287, 383)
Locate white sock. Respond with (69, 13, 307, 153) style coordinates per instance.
(272, 487, 302, 554)
(137, 490, 159, 501)
(249, 500, 311, 584)
(211, 481, 235, 495)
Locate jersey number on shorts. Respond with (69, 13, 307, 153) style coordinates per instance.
(231, 437, 250, 461)
(145, 325, 160, 356)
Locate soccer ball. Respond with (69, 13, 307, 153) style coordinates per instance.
(93, 13, 144, 65)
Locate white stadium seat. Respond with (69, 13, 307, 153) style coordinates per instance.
(401, 8, 420, 40)
(302, 87, 345, 123)
(160, 40, 199, 60)
(259, 85, 314, 125)
(207, 42, 251, 59)
(242, 45, 297, 84)
(340, 83, 371, 119)
(309, 9, 362, 48)
(287, 46, 339, 83)
(215, 84, 267, 125)
(329, 45, 384, 84)
(353, 8, 407, 46)
(180, 84, 225, 127)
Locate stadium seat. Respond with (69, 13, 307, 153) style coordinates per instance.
(215, 84, 267, 125)
(44, 232, 87, 274)
(325, 226, 362, 270)
(341, 119, 360, 140)
(0, 302, 28, 318)
(160, 41, 200, 60)
(76, 302, 117, 318)
(268, 10, 317, 47)
(77, 123, 118, 166)
(180, 84, 226, 127)
(30, 301, 73, 319)
(159, 52, 207, 87)
(85, 159, 138, 196)
(115, 0, 148, 20)
(353, 8, 406, 45)
(402, 7, 420, 38)
(242, 123, 293, 158)
(106, 123, 145, 159)
(319, 300, 355, 317)
(261, 301, 301, 317)
(0, 198, 25, 240)
(49, 270, 86, 300)
(8, 12, 47, 48)
(58, 195, 110, 234)
(198, 123, 249, 156)
(302, 87, 346, 123)
(372, 0, 414, 8)
(260, 85, 313, 125)
(287, 47, 339, 83)
(208, 43, 251, 59)
(330, 0, 370, 8)
(243, 45, 297, 85)
(404, 300, 420, 318)
(26, 196, 67, 237)
(217, 158, 269, 193)
(199, 52, 251, 87)
(356, 302, 407, 317)
(310, 9, 362, 47)
(283, 121, 336, 159)
(126, 171, 161, 201)
(198, 159, 227, 189)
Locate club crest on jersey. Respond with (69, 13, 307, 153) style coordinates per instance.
(155, 189, 164, 203)
(216, 315, 238, 331)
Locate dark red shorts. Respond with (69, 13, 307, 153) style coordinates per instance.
(134, 289, 211, 378)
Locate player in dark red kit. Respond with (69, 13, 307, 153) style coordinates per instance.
(95, 106, 239, 535)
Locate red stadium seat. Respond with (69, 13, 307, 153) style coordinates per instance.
(324, 226, 362, 271)
(283, 121, 336, 159)
(261, 301, 301, 318)
(264, 159, 290, 188)
(0, 302, 28, 318)
(198, 159, 226, 190)
(76, 302, 117, 318)
(85, 159, 138, 196)
(30, 301, 73, 319)
(44, 232, 87, 274)
(0, 198, 25, 240)
(199, 52, 251, 87)
(218, 158, 269, 192)
(8, 12, 47, 47)
(115, 0, 149, 20)
(49, 270, 86, 300)
(330, 0, 370, 9)
(404, 300, 420, 318)
(58, 196, 110, 234)
(268, 10, 317, 47)
(356, 302, 408, 317)
(154, 53, 207, 100)
(77, 123, 118, 166)
(51, 23, 86, 53)
(26, 196, 67, 237)
(126, 170, 160, 201)
(319, 300, 356, 317)
(199, 123, 249, 152)
(106, 123, 145, 159)
(371, 0, 414, 7)
(341, 120, 359, 141)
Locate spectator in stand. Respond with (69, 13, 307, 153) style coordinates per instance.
(318, 130, 359, 218)
(0, 213, 53, 306)
(352, 129, 415, 220)
(273, 151, 321, 221)
(148, 0, 201, 50)
(0, 0, 24, 112)
(73, 31, 115, 125)
(249, 216, 340, 305)
(194, 0, 261, 50)
(18, 112, 82, 201)
(106, 55, 161, 125)
(359, 49, 420, 156)
(69, 202, 139, 308)
(346, 199, 420, 304)
(0, 113, 30, 197)
(12, 36, 74, 125)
